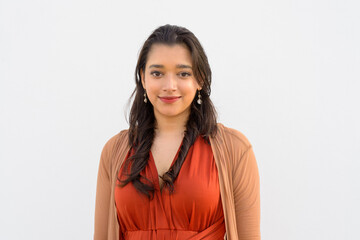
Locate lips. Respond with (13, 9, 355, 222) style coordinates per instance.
(159, 96, 181, 103)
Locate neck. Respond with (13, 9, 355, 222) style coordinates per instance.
(154, 111, 188, 138)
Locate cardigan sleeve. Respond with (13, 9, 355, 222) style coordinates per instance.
(94, 136, 116, 240)
(232, 145, 261, 240)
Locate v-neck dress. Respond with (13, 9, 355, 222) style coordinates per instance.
(114, 136, 226, 240)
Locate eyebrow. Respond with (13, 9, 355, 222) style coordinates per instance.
(148, 64, 192, 69)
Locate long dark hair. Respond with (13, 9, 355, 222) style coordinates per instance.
(118, 24, 217, 198)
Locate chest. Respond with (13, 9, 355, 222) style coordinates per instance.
(115, 136, 224, 232)
(150, 136, 183, 186)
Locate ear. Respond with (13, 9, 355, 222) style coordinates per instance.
(197, 81, 203, 91)
(140, 69, 146, 89)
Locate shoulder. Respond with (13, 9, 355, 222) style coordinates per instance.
(98, 129, 130, 179)
(101, 129, 129, 160)
(210, 123, 254, 167)
(212, 123, 257, 176)
(214, 123, 252, 152)
(210, 123, 257, 183)
(103, 129, 128, 147)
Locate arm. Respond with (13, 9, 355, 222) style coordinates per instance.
(94, 138, 113, 240)
(233, 146, 261, 240)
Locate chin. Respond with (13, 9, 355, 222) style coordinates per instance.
(157, 109, 187, 118)
(161, 112, 181, 117)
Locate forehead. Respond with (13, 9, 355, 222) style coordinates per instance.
(146, 44, 192, 67)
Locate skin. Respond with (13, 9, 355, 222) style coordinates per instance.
(140, 43, 201, 189)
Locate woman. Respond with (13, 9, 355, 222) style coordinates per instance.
(94, 24, 260, 240)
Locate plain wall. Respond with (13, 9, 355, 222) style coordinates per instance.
(1, 0, 359, 239)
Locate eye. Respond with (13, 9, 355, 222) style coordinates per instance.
(150, 71, 162, 77)
(179, 72, 192, 78)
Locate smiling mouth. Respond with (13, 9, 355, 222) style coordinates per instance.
(159, 96, 181, 103)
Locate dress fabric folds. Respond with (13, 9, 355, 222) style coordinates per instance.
(114, 136, 226, 240)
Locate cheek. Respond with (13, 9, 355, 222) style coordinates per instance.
(182, 82, 199, 95)
(145, 81, 160, 94)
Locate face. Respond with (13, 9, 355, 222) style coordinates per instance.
(141, 44, 201, 121)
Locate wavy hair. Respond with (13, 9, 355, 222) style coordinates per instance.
(118, 24, 217, 198)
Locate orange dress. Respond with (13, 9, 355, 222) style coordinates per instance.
(114, 136, 226, 240)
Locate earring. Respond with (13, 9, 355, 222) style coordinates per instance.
(197, 90, 202, 105)
(144, 91, 148, 103)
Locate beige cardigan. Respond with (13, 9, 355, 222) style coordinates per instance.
(94, 123, 261, 240)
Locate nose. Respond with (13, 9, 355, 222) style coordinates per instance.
(163, 74, 177, 91)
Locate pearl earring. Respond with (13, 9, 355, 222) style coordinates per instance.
(144, 92, 147, 103)
(197, 90, 202, 105)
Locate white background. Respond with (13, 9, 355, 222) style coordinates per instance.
(1, 0, 359, 239)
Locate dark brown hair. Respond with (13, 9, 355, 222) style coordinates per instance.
(118, 24, 217, 198)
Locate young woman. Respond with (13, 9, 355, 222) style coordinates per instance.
(94, 24, 260, 240)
